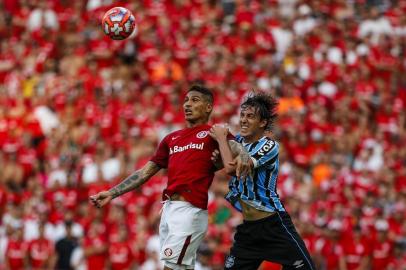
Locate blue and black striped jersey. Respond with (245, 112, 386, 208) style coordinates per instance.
(225, 134, 285, 213)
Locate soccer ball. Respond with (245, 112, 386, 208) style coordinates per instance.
(102, 7, 135, 40)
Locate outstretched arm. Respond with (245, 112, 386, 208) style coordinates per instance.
(90, 161, 161, 208)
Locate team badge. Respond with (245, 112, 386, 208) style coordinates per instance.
(225, 255, 235, 268)
(196, 131, 208, 139)
(164, 248, 173, 257)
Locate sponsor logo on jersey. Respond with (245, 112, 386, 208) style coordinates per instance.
(196, 131, 208, 138)
(169, 142, 204, 154)
(257, 140, 275, 156)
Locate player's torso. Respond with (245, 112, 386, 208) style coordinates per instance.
(166, 125, 217, 174)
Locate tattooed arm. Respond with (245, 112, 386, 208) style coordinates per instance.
(228, 140, 253, 178)
(210, 124, 253, 178)
(90, 161, 161, 208)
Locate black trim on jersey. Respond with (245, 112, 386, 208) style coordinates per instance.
(242, 178, 249, 198)
(252, 170, 259, 201)
(264, 168, 277, 209)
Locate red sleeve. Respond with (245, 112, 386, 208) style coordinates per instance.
(150, 136, 169, 168)
(227, 132, 235, 141)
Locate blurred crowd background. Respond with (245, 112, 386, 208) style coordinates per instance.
(0, 0, 406, 269)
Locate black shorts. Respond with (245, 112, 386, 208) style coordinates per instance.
(224, 211, 316, 270)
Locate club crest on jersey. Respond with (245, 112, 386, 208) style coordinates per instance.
(225, 255, 235, 268)
(196, 131, 208, 139)
(164, 248, 173, 257)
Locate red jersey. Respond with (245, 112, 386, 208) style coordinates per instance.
(371, 239, 393, 270)
(150, 124, 219, 209)
(28, 238, 54, 269)
(342, 238, 370, 270)
(6, 240, 28, 269)
(109, 242, 133, 270)
(84, 236, 107, 270)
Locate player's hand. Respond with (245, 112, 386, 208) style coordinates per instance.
(229, 153, 253, 180)
(211, 149, 220, 163)
(209, 124, 229, 141)
(89, 191, 113, 208)
(211, 149, 224, 169)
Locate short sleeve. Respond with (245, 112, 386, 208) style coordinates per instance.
(150, 136, 169, 168)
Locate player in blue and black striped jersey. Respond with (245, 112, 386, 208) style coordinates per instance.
(210, 93, 316, 270)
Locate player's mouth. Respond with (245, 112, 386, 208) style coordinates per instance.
(184, 109, 193, 116)
(240, 124, 249, 132)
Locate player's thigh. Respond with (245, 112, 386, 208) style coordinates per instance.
(160, 201, 208, 266)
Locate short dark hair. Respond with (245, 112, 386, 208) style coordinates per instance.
(241, 92, 278, 131)
(187, 85, 214, 104)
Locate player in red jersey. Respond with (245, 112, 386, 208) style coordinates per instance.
(27, 222, 56, 270)
(90, 85, 251, 270)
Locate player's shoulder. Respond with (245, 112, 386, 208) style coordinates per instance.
(254, 137, 279, 155)
(162, 129, 184, 141)
(263, 137, 279, 146)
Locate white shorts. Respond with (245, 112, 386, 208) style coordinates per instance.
(159, 200, 208, 270)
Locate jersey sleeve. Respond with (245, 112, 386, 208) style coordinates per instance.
(150, 136, 169, 168)
(250, 139, 279, 168)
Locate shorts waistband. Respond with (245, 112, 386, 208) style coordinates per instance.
(243, 212, 277, 224)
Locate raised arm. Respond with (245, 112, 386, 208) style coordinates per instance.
(90, 161, 161, 208)
(210, 125, 253, 178)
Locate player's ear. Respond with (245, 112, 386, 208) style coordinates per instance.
(259, 119, 267, 129)
(206, 102, 213, 114)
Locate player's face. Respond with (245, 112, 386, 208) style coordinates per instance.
(239, 106, 267, 142)
(183, 91, 212, 122)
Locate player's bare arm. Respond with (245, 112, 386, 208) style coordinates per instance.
(89, 161, 161, 208)
(210, 124, 253, 178)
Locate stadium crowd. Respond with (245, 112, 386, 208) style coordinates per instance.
(0, 0, 405, 269)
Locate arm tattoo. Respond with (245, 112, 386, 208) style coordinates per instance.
(228, 140, 251, 164)
(109, 161, 160, 199)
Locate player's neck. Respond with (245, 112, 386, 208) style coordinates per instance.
(243, 132, 264, 144)
(186, 119, 208, 128)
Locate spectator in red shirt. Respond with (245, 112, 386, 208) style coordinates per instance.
(5, 226, 27, 270)
(339, 225, 370, 270)
(316, 220, 344, 270)
(83, 219, 108, 270)
(27, 222, 56, 270)
(108, 224, 134, 270)
(370, 219, 394, 270)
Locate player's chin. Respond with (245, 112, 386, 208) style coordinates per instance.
(240, 128, 249, 136)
